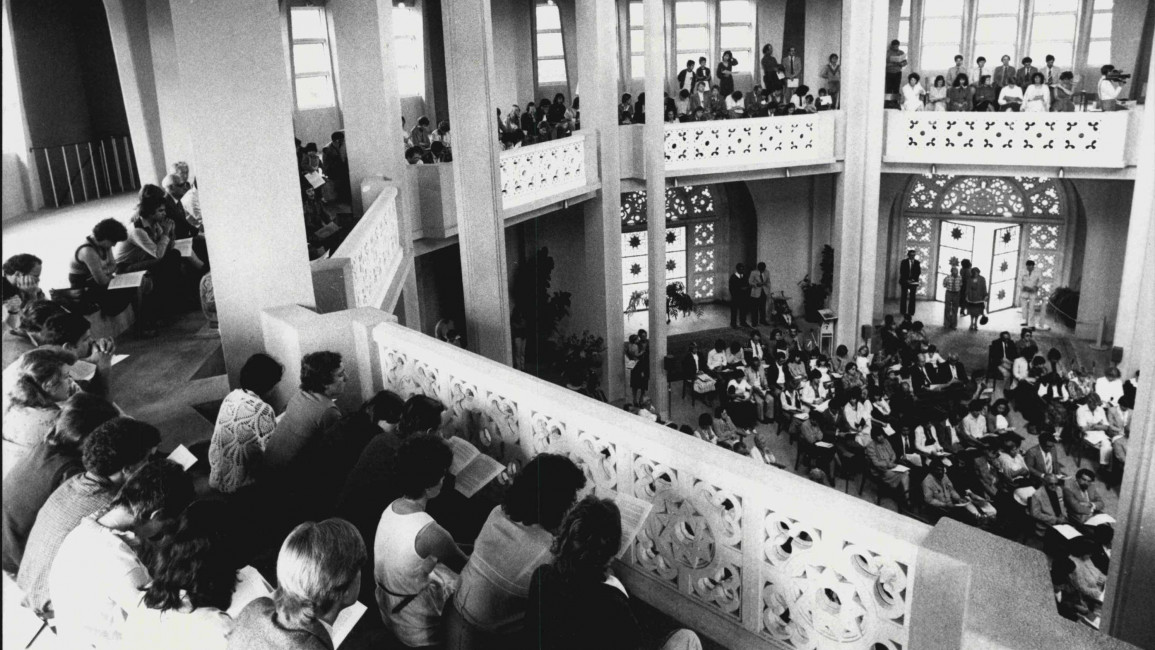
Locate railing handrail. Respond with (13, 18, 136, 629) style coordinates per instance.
(332, 184, 399, 262)
(498, 129, 589, 160)
(28, 135, 133, 152)
(662, 109, 840, 133)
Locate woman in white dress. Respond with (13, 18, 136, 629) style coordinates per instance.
(927, 75, 948, 111)
(375, 434, 468, 648)
(998, 83, 1024, 111)
(900, 73, 924, 111)
(1023, 72, 1051, 112)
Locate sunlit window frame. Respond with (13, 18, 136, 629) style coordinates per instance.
(534, 2, 567, 86)
(288, 5, 338, 111)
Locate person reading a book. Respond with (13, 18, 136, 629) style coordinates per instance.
(48, 459, 194, 649)
(68, 218, 141, 318)
(116, 184, 189, 327)
(228, 518, 366, 650)
(446, 453, 587, 647)
(1, 348, 82, 473)
(374, 434, 468, 648)
(120, 500, 239, 650)
(264, 351, 345, 475)
(524, 496, 702, 650)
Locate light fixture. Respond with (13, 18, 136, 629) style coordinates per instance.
(931, 164, 937, 175)
(785, 168, 791, 178)
(1058, 167, 1065, 179)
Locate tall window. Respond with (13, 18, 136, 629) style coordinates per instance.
(974, 0, 1019, 65)
(1087, 0, 1113, 65)
(394, 5, 425, 97)
(289, 6, 337, 110)
(898, 0, 911, 54)
(1030, 0, 1078, 67)
(675, 1, 710, 69)
(719, 1, 754, 74)
(629, 2, 645, 78)
(535, 3, 566, 85)
(920, 0, 964, 71)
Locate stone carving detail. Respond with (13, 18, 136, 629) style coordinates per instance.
(529, 411, 565, 454)
(665, 115, 824, 170)
(346, 196, 401, 309)
(500, 136, 586, 208)
(761, 509, 911, 649)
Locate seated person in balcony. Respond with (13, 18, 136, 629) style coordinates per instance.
(116, 184, 188, 323)
(447, 454, 586, 648)
(375, 434, 468, 648)
(410, 116, 433, 149)
(546, 93, 571, 131)
(1064, 469, 1106, 526)
(69, 218, 137, 317)
(922, 458, 981, 524)
(1023, 73, 1051, 112)
(2, 254, 45, 308)
(431, 140, 452, 162)
(1016, 57, 1039, 89)
(998, 80, 1024, 111)
(707, 85, 727, 118)
(801, 94, 818, 113)
(927, 75, 948, 111)
(900, 73, 924, 111)
(947, 74, 974, 111)
(945, 55, 967, 86)
(677, 59, 697, 93)
(1052, 71, 1076, 112)
(674, 89, 691, 120)
(1077, 393, 1122, 469)
(689, 80, 710, 115)
(1096, 65, 1126, 111)
(1028, 474, 1069, 536)
(724, 90, 745, 118)
(264, 351, 345, 475)
(228, 518, 365, 650)
(405, 146, 425, 166)
(208, 353, 283, 494)
(526, 495, 703, 650)
(865, 426, 910, 509)
(816, 88, 834, 111)
(162, 173, 198, 240)
(970, 75, 998, 111)
(789, 85, 809, 112)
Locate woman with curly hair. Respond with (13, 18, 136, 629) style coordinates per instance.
(121, 501, 239, 650)
(524, 496, 702, 650)
(115, 184, 188, 327)
(2, 348, 79, 474)
(2, 254, 45, 308)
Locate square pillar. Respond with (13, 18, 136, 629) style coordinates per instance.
(644, 0, 668, 414)
(576, 0, 626, 401)
(168, 0, 316, 384)
(103, 0, 167, 185)
(832, 0, 888, 350)
(442, 0, 512, 364)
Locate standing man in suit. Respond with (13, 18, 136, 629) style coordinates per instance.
(729, 263, 748, 327)
(1016, 57, 1039, 89)
(783, 47, 803, 91)
(898, 250, 921, 319)
(729, 264, 750, 328)
(970, 57, 989, 90)
(992, 55, 1017, 91)
(1042, 55, 1061, 93)
(748, 262, 770, 326)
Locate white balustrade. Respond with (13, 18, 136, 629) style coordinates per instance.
(499, 132, 590, 209)
(312, 182, 404, 312)
(884, 110, 1131, 168)
(370, 320, 927, 650)
(663, 112, 839, 175)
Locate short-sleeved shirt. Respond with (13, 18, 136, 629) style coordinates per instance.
(17, 474, 117, 614)
(263, 390, 340, 473)
(49, 516, 150, 648)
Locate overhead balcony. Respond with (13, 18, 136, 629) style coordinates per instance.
(410, 131, 601, 249)
(258, 304, 1140, 650)
(620, 112, 845, 186)
(882, 110, 1144, 179)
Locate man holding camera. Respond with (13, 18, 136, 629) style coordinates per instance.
(1098, 65, 1129, 111)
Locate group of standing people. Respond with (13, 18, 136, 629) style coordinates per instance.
(728, 262, 773, 329)
(901, 250, 1046, 332)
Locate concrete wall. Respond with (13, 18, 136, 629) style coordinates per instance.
(747, 175, 836, 311)
(1068, 179, 1133, 341)
(802, 0, 841, 94)
(491, 0, 536, 114)
(506, 207, 596, 337)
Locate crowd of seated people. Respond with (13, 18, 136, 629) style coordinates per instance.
(403, 117, 454, 164)
(889, 41, 1130, 112)
(496, 94, 579, 151)
(1, 337, 709, 649)
(296, 137, 354, 258)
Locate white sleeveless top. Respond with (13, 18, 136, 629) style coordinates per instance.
(374, 501, 450, 647)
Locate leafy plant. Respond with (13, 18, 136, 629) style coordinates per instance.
(622, 282, 702, 324)
(511, 247, 572, 366)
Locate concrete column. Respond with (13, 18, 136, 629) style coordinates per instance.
(168, 0, 315, 384)
(832, 0, 888, 350)
(103, 0, 167, 186)
(442, 0, 512, 364)
(577, 0, 626, 402)
(644, 0, 668, 414)
(1110, 43, 1155, 376)
(145, 0, 194, 175)
(1102, 40, 1155, 650)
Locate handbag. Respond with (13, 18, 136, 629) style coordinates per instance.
(693, 373, 716, 394)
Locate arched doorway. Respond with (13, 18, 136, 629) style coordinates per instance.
(889, 174, 1076, 316)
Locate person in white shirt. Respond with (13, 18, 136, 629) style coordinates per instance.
(1077, 394, 1123, 467)
(706, 339, 728, 373)
(694, 413, 720, 444)
(1041, 55, 1061, 88)
(970, 56, 989, 91)
(799, 370, 834, 432)
(840, 389, 873, 449)
(900, 74, 924, 111)
(48, 460, 195, 649)
(998, 83, 1024, 111)
(724, 91, 745, 117)
(959, 400, 990, 448)
(945, 55, 967, 87)
(1023, 74, 1051, 112)
(1094, 367, 1125, 407)
(744, 357, 772, 422)
(1096, 65, 1127, 110)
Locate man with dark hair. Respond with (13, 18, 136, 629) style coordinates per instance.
(1016, 56, 1038, 89)
(264, 351, 346, 473)
(209, 352, 284, 493)
(49, 459, 194, 648)
(1024, 431, 1067, 485)
(17, 417, 161, 615)
(3, 299, 66, 370)
(322, 130, 350, 203)
(1064, 469, 1106, 525)
(729, 263, 750, 328)
(898, 250, 920, 319)
(7, 310, 114, 399)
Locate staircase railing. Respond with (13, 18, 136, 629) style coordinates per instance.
(29, 135, 140, 208)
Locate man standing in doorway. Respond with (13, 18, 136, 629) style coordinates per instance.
(898, 250, 921, 319)
(730, 263, 750, 328)
(1020, 259, 1041, 328)
(749, 262, 770, 326)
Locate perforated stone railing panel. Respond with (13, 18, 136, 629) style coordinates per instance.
(331, 184, 403, 310)
(371, 322, 927, 649)
(883, 111, 1130, 168)
(499, 133, 588, 209)
(664, 113, 838, 174)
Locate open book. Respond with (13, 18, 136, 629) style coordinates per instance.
(331, 601, 367, 648)
(107, 270, 147, 290)
(174, 237, 194, 257)
(304, 170, 326, 189)
(167, 444, 197, 471)
(314, 222, 341, 239)
(1052, 524, 1082, 540)
(1084, 513, 1116, 527)
(597, 488, 655, 560)
(447, 437, 505, 498)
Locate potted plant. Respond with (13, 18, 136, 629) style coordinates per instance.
(665, 281, 702, 324)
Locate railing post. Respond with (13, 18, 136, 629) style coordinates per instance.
(88, 143, 100, 199)
(100, 141, 111, 196)
(111, 137, 124, 193)
(42, 149, 59, 208)
(123, 136, 136, 189)
(61, 146, 75, 205)
(76, 144, 88, 202)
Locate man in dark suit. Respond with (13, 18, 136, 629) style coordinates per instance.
(1016, 57, 1039, 89)
(1063, 469, 1107, 525)
(992, 54, 1017, 91)
(1024, 431, 1068, 484)
(898, 250, 921, 319)
(987, 331, 1019, 378)
(729, 263, 750, 328)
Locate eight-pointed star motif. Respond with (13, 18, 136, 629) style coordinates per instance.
(630, 262, 642, 276)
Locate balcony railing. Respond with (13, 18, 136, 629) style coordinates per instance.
(883, 110, 1137, 168)
(311, 180, 405, 313)
(664, 112, 839, 175)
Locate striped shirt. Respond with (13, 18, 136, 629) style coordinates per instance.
(942, 274, 963, 292)
(17, 474, 117, 614)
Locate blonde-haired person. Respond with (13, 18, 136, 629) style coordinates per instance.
(227, 518, 366, 650)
